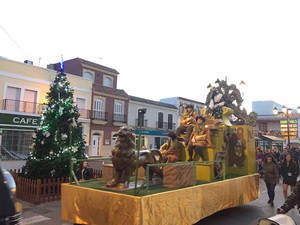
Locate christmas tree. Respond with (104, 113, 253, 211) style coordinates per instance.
(22, 68, 86, 179)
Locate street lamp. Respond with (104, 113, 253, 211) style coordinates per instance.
(272, 107, 278, 115)
(282, 105, 287, 114)
(273, 106, 300, 149)
(135, 108, 147, 194)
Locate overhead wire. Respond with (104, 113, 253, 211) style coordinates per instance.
(0, 25, 29, 57)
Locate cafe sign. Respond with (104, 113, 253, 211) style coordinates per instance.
(0, 113, 40, 128)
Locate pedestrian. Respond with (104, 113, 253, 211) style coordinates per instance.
(263, 154, 279, 207)
(75, 161, 92, 181)
(273, 147, 280, 162)
(277, 180, 300, 214)
(280, 154, 299, 200)
(256, 149, 264, 177)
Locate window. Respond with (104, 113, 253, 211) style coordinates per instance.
(94, 98, 104, 120)
(1, 130, 33, 159)
(103, 76, 113, 88)
(158, 112, 163, 129)
(137, 109, 145, 127)
(154, 137, 161, 149)
(114, 102, 124, 122)
(115, 102, 122, 114)
(136, 136, 146, 150)
(5, 86, 21, 111)
(168, 114, 173, 130)
(23, 89, 38, 113)
(76, 97, 86, 118)
(83, 71, 93, 80)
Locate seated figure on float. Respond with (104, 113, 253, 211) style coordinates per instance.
(160, 132, 185, 163)
(175, 104, 197, 146)
(187, 116, 212, 162)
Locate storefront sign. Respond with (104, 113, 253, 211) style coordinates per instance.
(0, 113, 41, 128)
(280, 120, 298, 138)
(134, 129, 169, 136)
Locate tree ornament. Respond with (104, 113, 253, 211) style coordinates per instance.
(61, 133, 68, 140)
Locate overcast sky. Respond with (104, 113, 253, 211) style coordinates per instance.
(1, 0, 300, 112)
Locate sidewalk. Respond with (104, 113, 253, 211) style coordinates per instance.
(20, 200, 70, 225)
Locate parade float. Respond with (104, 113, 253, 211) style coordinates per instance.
(61, 79, 259, 225)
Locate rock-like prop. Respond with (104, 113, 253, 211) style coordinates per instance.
(163, 164, 193, 188)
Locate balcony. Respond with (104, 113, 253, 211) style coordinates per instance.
(1, 99, 43, 114)
(135, 119, 148, 127)
(113, 114, 127, 123)
(77, 108, 92, 119)
(1, 99, 90, 120)
(90, 111, 108, 121)
(156, 121, 176, 130)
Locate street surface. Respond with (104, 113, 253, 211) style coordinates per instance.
(20, 178, 300, 225)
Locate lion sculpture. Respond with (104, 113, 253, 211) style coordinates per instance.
(106, 126, 163, 188)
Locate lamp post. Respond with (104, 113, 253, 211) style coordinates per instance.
(134, 108, 146, 194)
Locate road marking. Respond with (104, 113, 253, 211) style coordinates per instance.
(21, 215, 51, 225)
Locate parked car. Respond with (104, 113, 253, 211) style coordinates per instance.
(0, 168, 22, 225)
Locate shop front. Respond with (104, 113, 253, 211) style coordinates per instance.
(0, 112, 40, 161)
(134, 129, 169, 149)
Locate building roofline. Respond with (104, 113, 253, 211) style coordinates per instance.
(74, 58, 119, 75)
(129, 95, 178, 109)
(177, 97, 205, 105)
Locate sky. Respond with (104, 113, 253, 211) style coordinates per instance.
(1, 0, 300, 112)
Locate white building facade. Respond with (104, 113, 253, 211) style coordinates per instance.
(128, 96, 178, 149)
(160, 97, 205, 125)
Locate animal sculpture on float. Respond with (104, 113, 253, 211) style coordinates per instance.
(106, 126, 163, 189)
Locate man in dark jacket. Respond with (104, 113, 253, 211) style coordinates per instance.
(278, 180, 300, 213)
(0, 166, 16, 224)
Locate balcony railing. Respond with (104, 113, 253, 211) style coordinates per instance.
(1, 99, 90, 119)
(135, 119, 148, 127)
(1, 99, 43, 114)
(90, 111, 108, 121)
(77, 108, 91, 119)
(156, 121, 176, 130)
(113, 114, 127, 123)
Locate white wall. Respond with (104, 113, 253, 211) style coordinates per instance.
(128, 101, 178, 129)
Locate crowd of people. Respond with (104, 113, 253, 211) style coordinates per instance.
(256, 145, 300, 211)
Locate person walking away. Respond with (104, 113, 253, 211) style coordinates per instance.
(76, 161, 92, 181)
(280, 154, 299, 200)
(273, 147, 280, 162)
(263, 154, 279, 207)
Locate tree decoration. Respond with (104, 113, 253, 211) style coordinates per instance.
(22, 69, 86, 179)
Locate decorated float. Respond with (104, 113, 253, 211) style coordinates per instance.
(61, 79, 259, 225)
